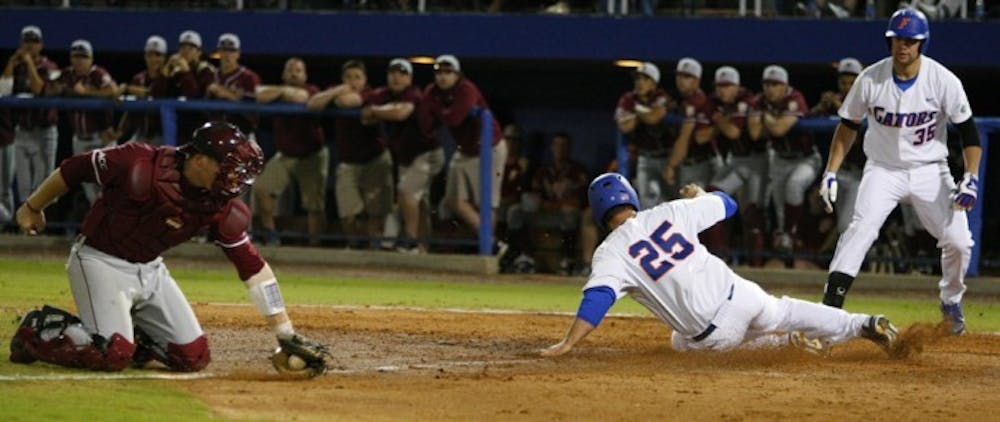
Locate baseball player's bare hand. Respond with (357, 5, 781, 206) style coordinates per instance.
(72, 82, 88, 95)
(663, 166, 676, 185)
(539, 341, 573, 357)
(679, 184, 706, 199)
(15, 203, 45, 235)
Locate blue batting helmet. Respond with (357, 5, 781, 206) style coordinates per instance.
(588, 173, 639, 228)
(885, 8, 930, 53)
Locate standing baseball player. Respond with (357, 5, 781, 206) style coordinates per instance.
(540, 173, 900, 357)
(9, 121, 329, 375)
(819, 8, 981, 336)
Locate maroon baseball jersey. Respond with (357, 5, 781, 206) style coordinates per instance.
(418, 78, 502, 156)
(755, 87, 813, 157)
(59, 64, 116, 138)
(272, 84, 324, 158)
(710, 88, 764, 156)
(58, 142, 265, 280)
(9, 55, 58, 129)
(213, 65, 261, 134)
(679, 89, 718, 162)
(331, 86, 384, 164)
(530, 160, 589, 210)
(121, 70, 168, 140)
(615, 89, 674, 156)
(367, 85, 439, 166)
(172, 62, 217, 145)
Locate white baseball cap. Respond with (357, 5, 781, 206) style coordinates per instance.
(676, 57, 702, 79)
(145, 35, 167, 54)
(21, 25, 42, 41)
(838, 57, 863, 75)
(434, 54, 460, 72)
(178, 30, 202, 48)
(714, 66, 740, 86)
(634, 62, 660, 83)
(762, 65, 789, 84)
(388, 58, 413, 74)
(217, 33, 240, 51)
(70, 39, 93, 57)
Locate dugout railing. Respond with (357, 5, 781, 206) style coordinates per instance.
(0, 95, 995, 275)
(615, 116, 998, 276)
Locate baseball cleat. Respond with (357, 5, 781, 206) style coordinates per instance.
(860, 315, 900, 357)
(789, 331, 830, 357)
(940, 302, 966, 335)
(9, 309, 41, 364)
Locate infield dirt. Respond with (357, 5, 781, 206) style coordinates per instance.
(181, 304, 1000, 421)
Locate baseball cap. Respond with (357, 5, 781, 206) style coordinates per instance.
(634, 62, 660, 83)
(388, 58, 413, 74)
(145, 35, 167, 54)
(838, 57, 863, 75)
(676, 57, 702, 79)
(762, 65, 789, 84)
(178, 30, 202, 48)
(70, 39, 93, 57)
(217, 33, 240, 51)
(21, 25, 42, 42)
(714, 66, 740, 86)
(434, 55, 460, 72)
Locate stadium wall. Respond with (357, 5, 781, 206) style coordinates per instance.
(2, 9, 999, 66)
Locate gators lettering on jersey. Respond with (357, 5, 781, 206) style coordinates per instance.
(583, 194, 732, 337)
(839, 56, 972, 169)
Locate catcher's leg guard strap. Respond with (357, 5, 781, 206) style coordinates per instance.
(164, 335, 211, 372)
(823, 271, 856, 308)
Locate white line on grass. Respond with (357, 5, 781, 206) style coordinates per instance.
(204, 302, 650, 318)
(0, 372, 217, 381)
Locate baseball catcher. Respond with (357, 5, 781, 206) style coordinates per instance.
(11, 121, 330, 377)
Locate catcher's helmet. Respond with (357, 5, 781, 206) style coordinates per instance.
(885, 7, 930, 53)
(588, 172, 639, 229)
(185, 121, 264, 199)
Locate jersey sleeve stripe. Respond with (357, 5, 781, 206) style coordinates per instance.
(215, 235, 250, 249)
(90, 151, 103, 187)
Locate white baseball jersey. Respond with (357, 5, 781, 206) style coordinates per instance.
(584, 194, 733, 337)
(840, 56, 973, 169)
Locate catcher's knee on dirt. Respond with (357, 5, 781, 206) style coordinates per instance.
(163, 335, 211, 372)
(13, 305, 136, 371)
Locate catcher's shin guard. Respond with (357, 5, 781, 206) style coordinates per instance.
(164, 336, 211, 372)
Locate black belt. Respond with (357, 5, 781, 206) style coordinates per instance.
(692, 284, 735, 342)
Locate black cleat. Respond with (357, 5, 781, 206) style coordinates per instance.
(860, 315, 900, 357)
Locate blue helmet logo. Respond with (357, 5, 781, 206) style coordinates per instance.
(885, 8, 930, 53)
(588, 173, 639, 228)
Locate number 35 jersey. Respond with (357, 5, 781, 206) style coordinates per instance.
(584, 194, 734, 337)
(839, 56, 972, 169)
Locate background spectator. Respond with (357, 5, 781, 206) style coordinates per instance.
(254, 57, 327, 246)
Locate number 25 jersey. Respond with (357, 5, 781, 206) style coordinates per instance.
(584, 194, 733, 337)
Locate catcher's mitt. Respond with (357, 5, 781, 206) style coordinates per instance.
(271, 333, 331, 378)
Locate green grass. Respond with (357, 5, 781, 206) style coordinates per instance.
(0, 256, 997, 421)
(0, 382, 217, 421)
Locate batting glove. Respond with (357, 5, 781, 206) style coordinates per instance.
(953, 172, 979, 211)
(818, 171, 838, 214)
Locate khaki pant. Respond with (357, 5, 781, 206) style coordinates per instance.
(335, 150, 393, 219)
